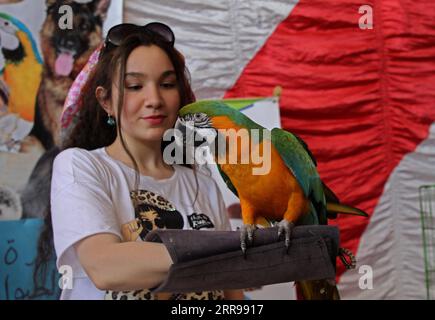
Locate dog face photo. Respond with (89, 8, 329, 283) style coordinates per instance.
(35, 0, 111, 148)
(41, 0, 110, 79)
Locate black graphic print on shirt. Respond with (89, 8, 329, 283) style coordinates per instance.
(129, 190, 184, 241)
(187, 213, 215, 230)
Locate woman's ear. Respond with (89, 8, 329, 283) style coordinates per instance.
(95, 86, 112, 114)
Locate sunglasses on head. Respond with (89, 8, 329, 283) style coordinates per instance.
(105, 22, 175, 48)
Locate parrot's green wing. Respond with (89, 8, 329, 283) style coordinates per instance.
(271, 128, 327, 224)
(294, 133, 317, 167)
(270, 128, 320, 198)
(216, 163, 238, 197)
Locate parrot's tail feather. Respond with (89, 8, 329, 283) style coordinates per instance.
(326, 203, 369, 218)
(295, 279, 340, 300)
(322, 182, 340, 203)
(322, 182, 369, 219)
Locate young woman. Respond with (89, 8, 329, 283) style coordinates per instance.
(49, 22, 244, 300)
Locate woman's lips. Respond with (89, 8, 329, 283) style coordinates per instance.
(141, 115, 166, 125)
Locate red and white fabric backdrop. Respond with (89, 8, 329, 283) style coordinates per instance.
(125, 0, 435, 299)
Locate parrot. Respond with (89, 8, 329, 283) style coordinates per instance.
(175, 100, 369, 300)
(0, 12, 43, 122)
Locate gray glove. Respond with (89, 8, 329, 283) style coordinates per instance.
(144, 225, 339, 293)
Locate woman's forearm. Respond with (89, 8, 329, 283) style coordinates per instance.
(76, 233, 173, 291)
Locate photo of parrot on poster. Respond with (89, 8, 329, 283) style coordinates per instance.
(0, 11, 43, 153)
(176, 100, 369, 299)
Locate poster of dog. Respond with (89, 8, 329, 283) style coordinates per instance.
(0, 0, 122, 220)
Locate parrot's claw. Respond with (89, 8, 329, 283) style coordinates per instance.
(240, 224, 256, 259)
(277, 220, 295, 254)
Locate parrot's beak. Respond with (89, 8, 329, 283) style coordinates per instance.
(174, 116, 215, 149)
(174, 117, 186, 149)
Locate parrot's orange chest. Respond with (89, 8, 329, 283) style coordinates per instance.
(211, 116, 302, 220)
(220, 146, 296, 220)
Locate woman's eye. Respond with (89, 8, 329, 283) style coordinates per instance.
(161, 82, 177, 89)
(126, 85, 142, 91)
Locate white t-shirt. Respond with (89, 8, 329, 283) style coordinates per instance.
(51, 147, 231, 300)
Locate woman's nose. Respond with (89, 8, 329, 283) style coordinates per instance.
(144, 84, 163, 109)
